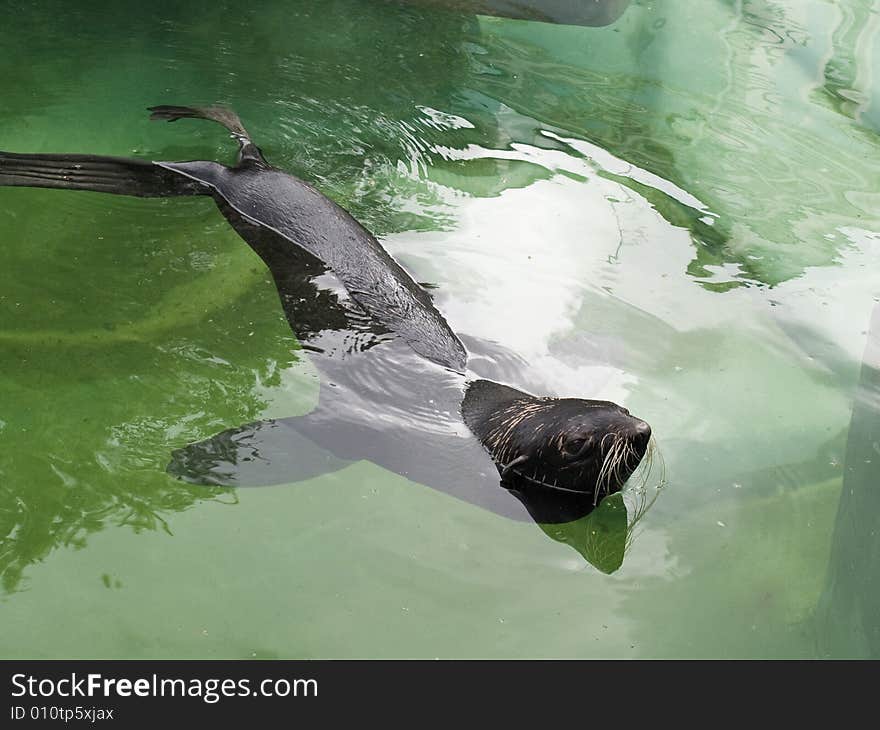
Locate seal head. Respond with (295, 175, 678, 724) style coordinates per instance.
(461, 379, 651, 503)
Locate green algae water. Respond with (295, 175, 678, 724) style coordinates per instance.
(1, 0, 879, 658)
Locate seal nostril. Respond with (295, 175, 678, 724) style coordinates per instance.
(634, 419, 651, 437)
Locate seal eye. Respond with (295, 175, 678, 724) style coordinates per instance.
(563, 436, 589, 459)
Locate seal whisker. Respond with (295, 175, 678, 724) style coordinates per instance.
(599, 446, 613, 495)
(595, 434, 622, 506)
(601, 432, 624, 493)
(616, 438, 635, 484)
(612, 438, 627, 492)
(621, 437, 667, 551)
(500, 453, 528, 477)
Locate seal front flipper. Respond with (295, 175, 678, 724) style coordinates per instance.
(166, 409, 537, 521)
(0, 152, 211, 197)
(167, 418, 352, 487)
(168, 407, 610, 525)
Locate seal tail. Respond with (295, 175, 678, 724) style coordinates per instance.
(0, 151, 209, 197)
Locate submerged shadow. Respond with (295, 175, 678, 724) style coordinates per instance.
(816, 305, 880, 657)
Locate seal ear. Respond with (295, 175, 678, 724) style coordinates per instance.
(460, 379, 533, 438)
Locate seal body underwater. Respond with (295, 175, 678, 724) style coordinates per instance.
(0, 104, 652, 524)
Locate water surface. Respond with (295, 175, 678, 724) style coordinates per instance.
(1, 0, 879, 658)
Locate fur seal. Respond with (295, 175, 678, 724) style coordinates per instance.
(0, 105, 652, 524)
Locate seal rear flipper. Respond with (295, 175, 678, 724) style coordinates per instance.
(0, 152, 209, 197)
(167, 417, 351, 487)
(149, 104, 265, 166)
(148, 105, 250, 138)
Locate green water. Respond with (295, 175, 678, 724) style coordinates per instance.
(1, 0, 879, 658)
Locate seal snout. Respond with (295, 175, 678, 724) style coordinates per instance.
(626, 417, 652, 463)
(632, 418, 651, 438)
